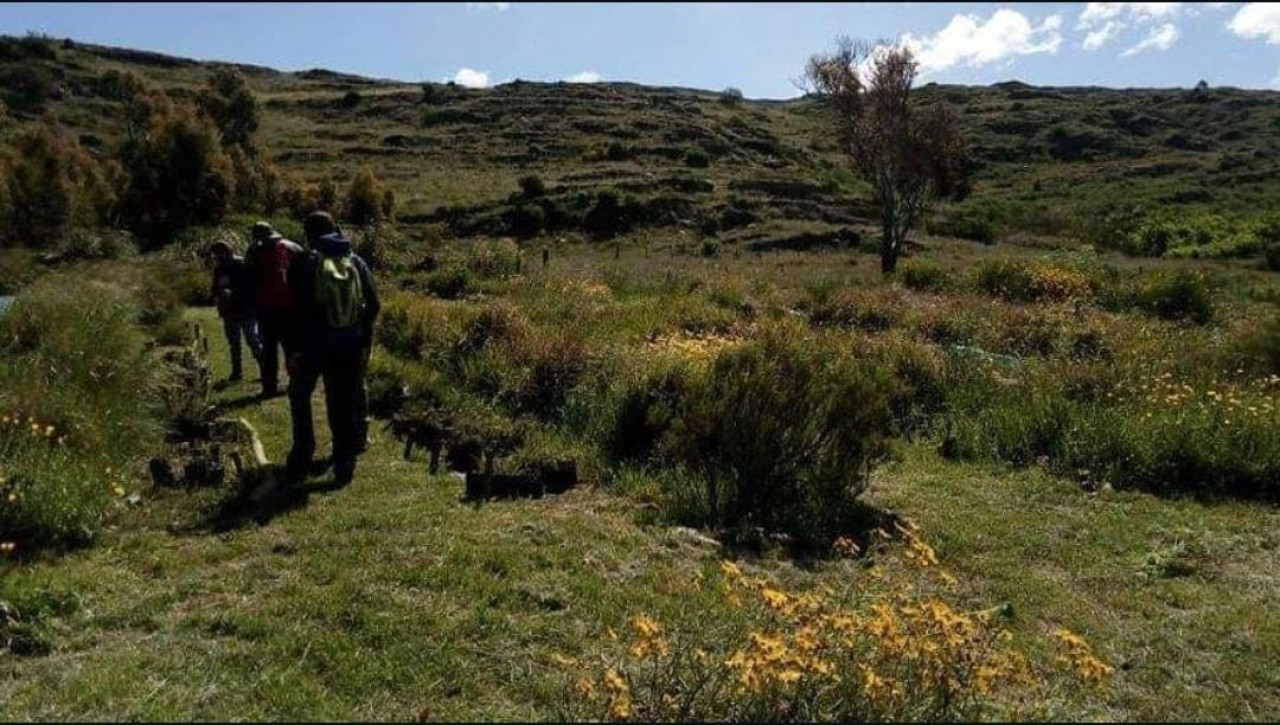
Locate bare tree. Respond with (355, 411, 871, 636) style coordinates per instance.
(803, 38, 968, 274)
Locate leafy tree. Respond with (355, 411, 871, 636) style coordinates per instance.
(0, 127, 114, 248)
(198, 68, 260, 151)
(804, 38, 968, 274)
(118, 95, 233, 248)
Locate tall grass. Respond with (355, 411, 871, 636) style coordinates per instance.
(0, 278, 159, 548)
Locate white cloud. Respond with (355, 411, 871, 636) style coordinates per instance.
(1078, 3, 1182, 29)
(1206, 3, 1235, 9)
(1082, 20, 1126, 49)
(465, 2, 510, 10)
(1228, 3, 1280, 44)
(449, 67, 490, 88)
(1121, 22, 1180, 55)
(900, 9, 1063, 74)
(564, 70, 602, 83)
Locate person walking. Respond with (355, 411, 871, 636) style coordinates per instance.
(208, 240, 262, 382)
(245, 221, 304, 398)
(285, 211, 380, 485)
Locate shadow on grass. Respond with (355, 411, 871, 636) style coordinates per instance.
(177, 458, 346, 534)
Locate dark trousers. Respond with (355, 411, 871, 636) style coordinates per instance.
(257, 310, 291, 394)
(287, 348, 364, 473)
(223, 317, 262, 378)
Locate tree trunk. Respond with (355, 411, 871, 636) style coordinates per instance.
(880, 220, 900, 275)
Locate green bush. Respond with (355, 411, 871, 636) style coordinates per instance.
(898, 261, 951, 293)
(425, 266, 475, 299)
(583, 188, 631, 239)
(1133, 271, 1214, 325)
(659, 326, 894, 548)
(518, 174, 546, 198)
(506, 204, 545, 239)
(928, 207, 999, 244)
(684, 148, 710, 168)
(344, 168, 385, 227)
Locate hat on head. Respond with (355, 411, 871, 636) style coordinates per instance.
(209, 239, 234, 257)
(303, 211, 338, 241)
(251, 221, 281, 242)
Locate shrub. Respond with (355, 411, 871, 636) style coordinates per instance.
(684, 148, 710, 168)
(119, 97, 233, 248)
(898, 261, 951, 293)
(340, 90, 361, 108)
(700, 239, 720, 258)
(974, 259, 1091, 303)
(927, 206, 999, 244)
(425, 266, 475, 299)
(660, 326, 894, 548)
(720, 86, 744, 106)
(584, 189, 631, 239)
(518, 174, 547, 198)
(1133, 271, 1213, 325)
(808, 288, 902, 332)
(344, 168, 384, 227)
(0, 63, 56, 113)
(506, 203, 546, 239)
(558, 559, 1097, 722)
(198, 68, 260, 149)
(0, 127, 115, 248)
(605, 141, 630, 161)
(604, 363, 698, 464)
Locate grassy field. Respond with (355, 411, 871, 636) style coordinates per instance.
(1, 247, 1277, 720)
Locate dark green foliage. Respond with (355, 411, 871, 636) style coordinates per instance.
(661, 328, 894, 548)
(897, 261, 951, 293)
(684, 148, 710, 168)
(425, 266, 475, 299)
(604, 365, 696, 464)
(1132, 271, 1214, 325)
(340, 90, 361, 109)
(928, 206, 999, 243)
(720, 87, 744, 106)
(1, 62, 56, 112)
(506, 203, 545, 238)
(518, 174, 546, 198)
(119, 100, 233, 248)
(605, 141, 630, 161)
(198, 68, 260, 150)
(583, 188, 630, 239)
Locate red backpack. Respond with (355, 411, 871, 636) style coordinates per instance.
(248, 238, 299, 311)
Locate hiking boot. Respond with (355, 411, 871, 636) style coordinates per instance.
(334, 460, 355, 487)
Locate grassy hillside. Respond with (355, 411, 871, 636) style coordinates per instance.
(3, 35, 1278, 246)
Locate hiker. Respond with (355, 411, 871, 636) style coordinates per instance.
(245, 221, 304, 397)
(285, 211, 380, 485)
(208, 240, 262, 382)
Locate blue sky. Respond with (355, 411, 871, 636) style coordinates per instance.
(2, 3, 1277, 97)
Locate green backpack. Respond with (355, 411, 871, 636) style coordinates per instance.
(314, 253, 364, 329)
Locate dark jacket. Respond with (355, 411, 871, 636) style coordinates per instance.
(287, 233, 380, 354)
(211, 256, 255, 321)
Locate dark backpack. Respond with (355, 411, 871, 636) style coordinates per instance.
(249, 238, 297, 311)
